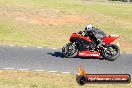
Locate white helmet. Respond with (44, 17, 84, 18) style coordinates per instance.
(85, 24, 93, 31)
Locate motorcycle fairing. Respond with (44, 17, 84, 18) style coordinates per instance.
(78, 51, 100, 58)
(69, 33, 96, 51)
(69, 33, 92, 42)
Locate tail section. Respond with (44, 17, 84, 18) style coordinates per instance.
(102, 35, 119, 45)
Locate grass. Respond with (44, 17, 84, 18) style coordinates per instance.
(0, 70, 131, 88)
(0, 0, 132, 52)
(0, 1, 131, 87)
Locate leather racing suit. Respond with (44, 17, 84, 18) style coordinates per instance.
(84, 27, 106, 48)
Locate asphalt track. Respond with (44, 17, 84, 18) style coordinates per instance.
(0, 45, 132, 75)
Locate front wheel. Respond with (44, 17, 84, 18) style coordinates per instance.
(62, 43, 78, 58)
(101, 44, 120, 61)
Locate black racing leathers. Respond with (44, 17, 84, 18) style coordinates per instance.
(84, 27, 106, 48)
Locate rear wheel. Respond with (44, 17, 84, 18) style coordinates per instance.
(101, 44, 120, 61)
(62, 43, 78, 58)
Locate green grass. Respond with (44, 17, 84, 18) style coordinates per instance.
(0, 0, 132, 51)
(0, 70, 131, 88)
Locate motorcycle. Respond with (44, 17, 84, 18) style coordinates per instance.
(62, 31, 120, 61)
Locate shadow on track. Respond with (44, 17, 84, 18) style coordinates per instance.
(48, 52, 64, 58)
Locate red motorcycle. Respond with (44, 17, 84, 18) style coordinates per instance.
(62, 32, 120, 61)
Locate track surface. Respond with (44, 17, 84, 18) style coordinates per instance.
(0, 45, 132, 75)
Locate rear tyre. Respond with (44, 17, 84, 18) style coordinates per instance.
(62, 43, 78, 58)
(102, 44, 120, 61)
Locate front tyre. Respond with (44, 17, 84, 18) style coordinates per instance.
(102, 44, 120, 61)
(62, 43, 78, 58)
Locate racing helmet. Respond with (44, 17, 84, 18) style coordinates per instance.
(85, 24, 93, 31)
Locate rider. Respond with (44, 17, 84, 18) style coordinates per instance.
(83, 24, 106, 48)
